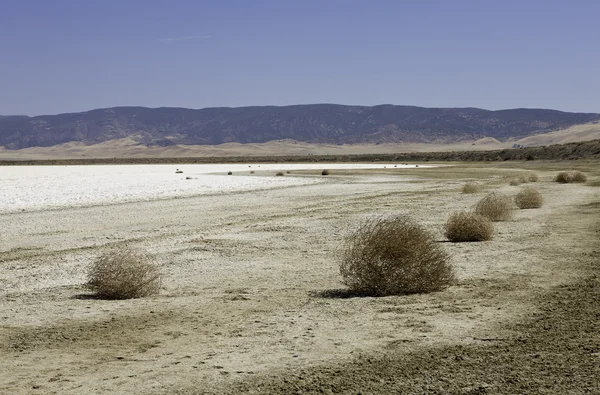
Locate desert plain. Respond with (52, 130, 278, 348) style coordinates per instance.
(1, 161, 599, 394)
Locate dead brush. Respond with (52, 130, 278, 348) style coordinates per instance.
(339, 215, 454, 296)
(475, 192, 514, 221)
(461, 182, 478, 194)
(555, 170, 587, 183)
(571, 171, 587, 183)
(555, 171, 572, 183)
(515, 187, 543, 209)
(444, 212, 493, 242)
(87, 247, 162, 299)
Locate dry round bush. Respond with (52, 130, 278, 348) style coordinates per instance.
(515, 187, 543, 209)
(87, 248, 162, 300)
(444, 212, 493, 242)
(322, 169, 330, 175)
(528, 173, 539, 182)
(509, 179, 521, 186)
(571, 171, 587, 183)
(339, 215, 454, 296)
(475, 192, 514, 221)
(555, 171, 571, 183)
(275, 171, 284, 176)
(555, 170, 586, 183)
(461, 182, 478, 194)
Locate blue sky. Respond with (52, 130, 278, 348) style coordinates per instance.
(1, 0, 598, 115)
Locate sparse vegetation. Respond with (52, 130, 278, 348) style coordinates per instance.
(444, 212, 493, 242)
(86, 248, 162, 300)
(250, 170, 255, 174)
(509, 179, 521, 186)
(275, 171, 284, 176)
(515, 187, 543, 209)
(322, 169, 330, 175)
(339, 215, 454, 296)
(555, 170, 587, 183)
(461, 182, 478, 194)
(475, 192, 514, 221)
(6, 157, 600, 393)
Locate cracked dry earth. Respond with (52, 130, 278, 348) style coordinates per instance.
(1, 163, 599, 394)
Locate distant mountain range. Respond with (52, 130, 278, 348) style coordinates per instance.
(1, 104, 599, 149)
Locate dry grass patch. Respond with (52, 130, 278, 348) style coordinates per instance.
(339, 215, 454, 296)
(444, 212, 493, 242)
(461, 182, 478, 194)
(87, 248, 162, 300)
(515, 187, 543, 209)
(475, 192, 514, 221)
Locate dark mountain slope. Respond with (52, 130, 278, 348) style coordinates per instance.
(0, 104, 598, 149)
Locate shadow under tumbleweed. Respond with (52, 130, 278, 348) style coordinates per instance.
(309, 288, 376, 299)
(72, 293, 102, 300)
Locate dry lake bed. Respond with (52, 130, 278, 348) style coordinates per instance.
(1, 162, 599, 394)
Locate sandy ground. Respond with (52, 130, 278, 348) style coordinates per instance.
(1, 163, 599, 394)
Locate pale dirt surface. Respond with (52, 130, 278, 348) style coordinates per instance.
(1, 163, 599, 394)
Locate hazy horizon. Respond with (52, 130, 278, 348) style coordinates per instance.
(2, 102, 600, 118)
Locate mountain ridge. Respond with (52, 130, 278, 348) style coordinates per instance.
(1, 104, 598, 149)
